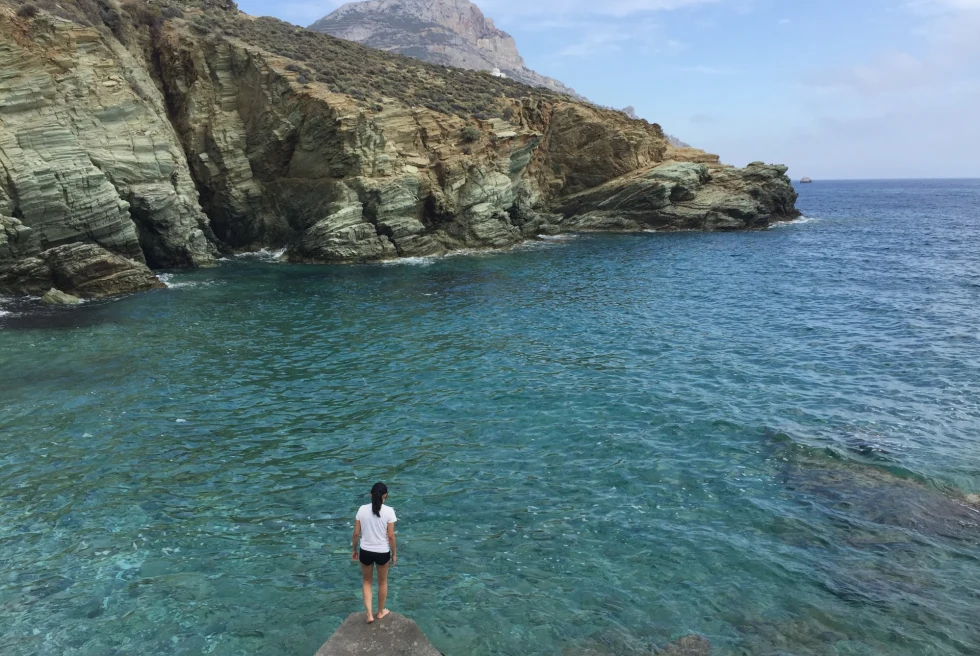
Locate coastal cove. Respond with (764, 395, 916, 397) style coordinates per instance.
(2, 180, 980, 655)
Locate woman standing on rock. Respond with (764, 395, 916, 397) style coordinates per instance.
(352, 482, 397, 623)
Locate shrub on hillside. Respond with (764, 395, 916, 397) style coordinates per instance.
(460, 126, 482, 143)
(188, 10, 578, 119)
(17, 3, 39, 17)
(20, 0, 605, 124)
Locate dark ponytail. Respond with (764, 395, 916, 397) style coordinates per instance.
(371, 482, 388, 517)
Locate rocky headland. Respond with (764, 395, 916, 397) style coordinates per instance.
(0, 0, 798, 300)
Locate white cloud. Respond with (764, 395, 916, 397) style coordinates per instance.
(552, 19, 686, 57)
(766, 0, 980, 177)
(480, 0, 722, 18)
(906, 0, 980, 13)
(804, 1, 980, 96)
(805, 51, 930, 95)
(711, 85, 980, 178)
(243, 0, 727, 29)
(238, 0, 343, 25)
(680, 65, 742, 75)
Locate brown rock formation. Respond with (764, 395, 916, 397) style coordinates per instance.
(556, 162, 799, 232)
(0, 242, 164, 297)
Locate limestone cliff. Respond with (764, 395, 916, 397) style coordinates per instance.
(309, 0, 581, 98)
(0, 5, 213, 296)
(0, 0, 798, 299)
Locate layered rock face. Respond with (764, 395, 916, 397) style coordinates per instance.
(309, 0, 581, 97)
(0, 2, 798, 299)
(0, 240, 164, 297)
(556, 162, 799, 232)
(0, 8, 211, 296)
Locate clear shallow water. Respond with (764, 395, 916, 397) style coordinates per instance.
(2, 180, 980, 656)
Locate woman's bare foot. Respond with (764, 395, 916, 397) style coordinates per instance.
(366, 612, 375, 624)
(376, 609, 390, 620)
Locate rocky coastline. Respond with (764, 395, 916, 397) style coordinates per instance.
(0, 0, 799, 301)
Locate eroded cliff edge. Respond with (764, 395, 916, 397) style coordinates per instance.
(0, 0, 799, 298)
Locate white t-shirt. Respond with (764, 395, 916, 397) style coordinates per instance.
(356, 503, 397, 553)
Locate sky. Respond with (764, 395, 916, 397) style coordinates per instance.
(236, 0, 980, 179)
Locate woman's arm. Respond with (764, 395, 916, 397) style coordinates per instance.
(351, 519, 361, 560)
(387, 522, 397, 566)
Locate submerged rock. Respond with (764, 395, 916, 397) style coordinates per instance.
(658, 635, 711, 656)
(315, 612, 441, 656)
(40, 288, 81, 306)
(778, 449, 980, 543)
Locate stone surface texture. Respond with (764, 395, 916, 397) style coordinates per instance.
(0, 11, 214, 270)
(315, 612, 442, 656)
(310, 0, 580, 98)
(0, 242, 165, 297)
(556, 161, 799, 232)
(40, 287, 81, 305)
(0, 3, 799, 299)
(658, 634, 712, 656)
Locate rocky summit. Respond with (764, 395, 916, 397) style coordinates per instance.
(309, 0, 580, 98)
(0, 0, 798, 300)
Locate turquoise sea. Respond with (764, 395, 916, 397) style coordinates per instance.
(2, 180, 979, 656)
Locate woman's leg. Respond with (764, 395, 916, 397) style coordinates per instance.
(376, 563, 390, 619)
(361, 563, 375, 622)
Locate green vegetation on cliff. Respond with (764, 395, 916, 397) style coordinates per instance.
(194, 9, 577, 120)
(10, 0, 608, 121)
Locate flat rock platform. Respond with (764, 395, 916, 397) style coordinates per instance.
(315, 612, 442, 656)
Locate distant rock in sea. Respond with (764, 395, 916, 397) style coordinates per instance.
(801, 177, 813, 183)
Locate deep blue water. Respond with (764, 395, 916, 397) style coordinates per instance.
(1, 180, 979, 656)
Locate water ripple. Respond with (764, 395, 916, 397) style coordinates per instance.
(1, 180, 979, 655)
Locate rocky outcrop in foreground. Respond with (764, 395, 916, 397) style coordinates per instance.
(315, 612, 712, 656)
(315, 612, 441, 656)
(0, 1, 798, 300)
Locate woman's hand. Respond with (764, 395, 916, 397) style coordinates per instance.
(391, 554, 397, 567)
(351, 550, 358, 561)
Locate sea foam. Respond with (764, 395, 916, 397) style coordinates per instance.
(770, 215, 820, 228)
(235, 247, 287, 261)
(157, 273, 216, 290)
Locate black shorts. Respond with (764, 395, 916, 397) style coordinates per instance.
(359, 549, 391, 566)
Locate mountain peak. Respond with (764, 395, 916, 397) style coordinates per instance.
(309, 0, 581, 98)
